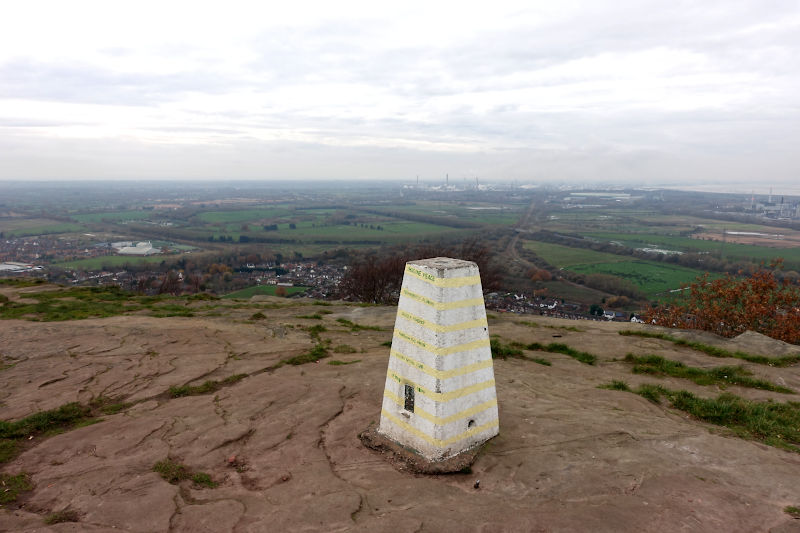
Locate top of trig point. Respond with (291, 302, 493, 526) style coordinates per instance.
(406, 257, 477, 275)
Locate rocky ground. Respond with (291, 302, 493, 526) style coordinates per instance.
(1, 285, 800, 532)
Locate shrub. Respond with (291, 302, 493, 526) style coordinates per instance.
(44, 510, 80, 524)
(645, 266, 800, 344)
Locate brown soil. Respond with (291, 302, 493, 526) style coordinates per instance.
(1, 294, 800, 532)
(693, 232, 800, 248)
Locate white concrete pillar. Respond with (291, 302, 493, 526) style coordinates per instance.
(378, 257, 499, 461)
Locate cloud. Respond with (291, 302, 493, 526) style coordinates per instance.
(0, 0, 798, 185)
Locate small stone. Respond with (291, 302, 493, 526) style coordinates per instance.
(474, 480, 480, 489)
(227, 455, 237, 464)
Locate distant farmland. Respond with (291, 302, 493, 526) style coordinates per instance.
(523, 240, 708, 297)
(54, 255, 174, 270)
(584, 231, 800, 268)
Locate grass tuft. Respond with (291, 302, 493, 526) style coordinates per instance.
(328, 359, 361, 366)
(0, 472, 33, 504)
(623, 353, 793, 393)
(526, 342, 596, 365)
(333, 344, 357, 353)
(283, 343, 329, 365)
(191, 472, 218, 488)
(606, 384, 800, 453)
(153, 459, 189, 483)
(336, 318, 382, 331)
(168, 374, 247, 398)
(153, 459, 217, 488)
(89, 396, 132, 415)
(490, 338, 523, 359)
(0, 402, 98, 464)
(250, 312, 266, 320)
(618, 330, 800, 367)
(44, 509, 80, 524)
(785, 506, 800, 518)
(599, 380, 631, 391)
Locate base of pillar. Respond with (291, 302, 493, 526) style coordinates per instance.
(359, 423, 491, 474)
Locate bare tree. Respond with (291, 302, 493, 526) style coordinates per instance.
(338, 238, 503, 303)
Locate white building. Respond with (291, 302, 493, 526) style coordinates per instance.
(378, 257, 499, 461)
(116, 241, 160, 256)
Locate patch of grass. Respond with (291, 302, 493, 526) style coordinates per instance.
(619, 330, 800, 367)
(154, 459, 211, 485)
(222, 285, 308, 299)
(333, 344, 357, 353)
(146, 303, 195, 318)
(283, 343, 329, 365)
(0, 356, 15, 372)
(168, 374, 247, 398)
(297, 313, 322, 319)
(191, 472, 218, 488)
(312, 301, 332, 306)
(44, 509, 79, 524)
(380, 340, 392, 347)
(618, 386, 800, 452)
(187, 293, 219, 301)
(0, 439, 18, 463)
(89, 396, 132, 415)
(0, 473, 33, 504)
(250, 311, 267, 320)
(636, 383, 670, 403)
(0, 278, 46, 287)
(490, 338, 523, 359)
(336, 318, 382, 331)
(328, 359, 361, 366)
(0, 286, 141, 322)
(100, 403, 130, 415)
(785, 506, 800, 518)
(530, 357, 552, 366)
(546, 325, 583, 332)
(599, 380, 631, 391)
(307, 324, 327, 337)
(623, 353, 793, 393)
(519, 320, 539, 328)
(525, 342, 596, 365)
(0, 402, 94, 444)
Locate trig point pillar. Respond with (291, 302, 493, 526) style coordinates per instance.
(378, 257, 499, 461)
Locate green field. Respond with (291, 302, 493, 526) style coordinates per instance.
(569, 261, 711, 297)
(213, 218, 468, 244)
(197, 207, 294, 224)
(71, 211, 153, 223)
(363, 202, 523, 225)
(0, 218, 85, 237)
(7, 223, 84, 237)
(222, 285, 308, 298)
(584, 232, 800, 267)
(54, 254, 177, 270)
(523, 240, 629, 267)
(524, 240, 708, 297)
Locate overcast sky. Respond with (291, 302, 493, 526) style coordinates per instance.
(1, 1, 799, 189)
